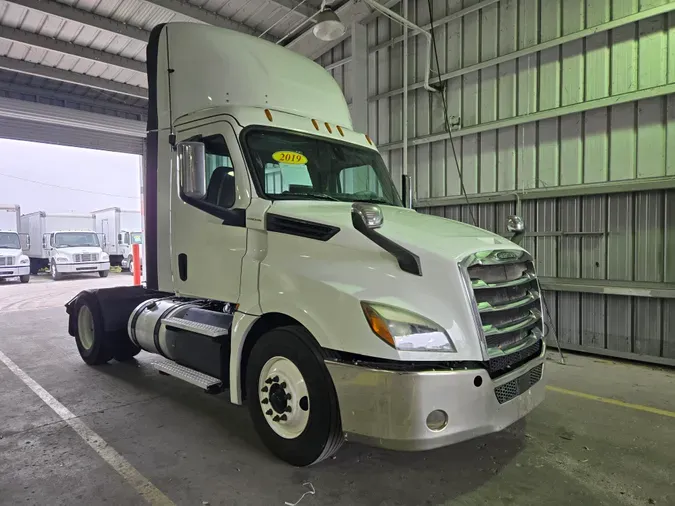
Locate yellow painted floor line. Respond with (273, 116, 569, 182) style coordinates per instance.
(547, 385, 675, 419)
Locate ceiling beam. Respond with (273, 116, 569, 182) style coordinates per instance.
(144, 0, 270, 39)
(270, 0, 316, 19)
(0, 79, 146, 118)
(0, 55, 148, 98)
(7, 0, 149, 43)
(0, 25, 146, 73)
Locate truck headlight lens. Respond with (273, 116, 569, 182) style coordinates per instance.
(101, 253, 109, 261)
(56, 256, 68, 263)
(20, 257, 29, 264)
(360, 302, 456, 352)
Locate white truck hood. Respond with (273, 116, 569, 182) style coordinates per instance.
(0, 248, 24, 261)
(268, 201, 516, 262)
(56, 246, 103, 255)
(260, 201, 527, 362)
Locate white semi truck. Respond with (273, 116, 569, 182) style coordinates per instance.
(66, 23, 545, 467)
(0, 204, 30, 283)
(22, 212, 110, 280)
(93, 207, 143, 270)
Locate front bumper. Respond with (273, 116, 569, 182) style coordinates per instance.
(0, 265, 30, 278)
(326, 345, 546, 451)
(55, 261, 110, 274)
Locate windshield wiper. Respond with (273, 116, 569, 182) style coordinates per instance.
(0, 245, 18, 249)
(279, 192, 341, 202)
(352, 197, 391, 205)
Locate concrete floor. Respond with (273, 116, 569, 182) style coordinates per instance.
(0, 274, 673, 506)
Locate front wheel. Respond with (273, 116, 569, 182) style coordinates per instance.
(246, 326, 343, 466)
(51, 262, 63, 281)
(99, 270, 109, 278)
(19, 275, 29, 283)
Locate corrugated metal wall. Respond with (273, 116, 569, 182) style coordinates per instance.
(319, 0, 675, 366)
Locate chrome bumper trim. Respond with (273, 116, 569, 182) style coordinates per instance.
(326, 343, 546, 451)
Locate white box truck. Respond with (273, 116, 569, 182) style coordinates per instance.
(93, 208, 143, 270)
(0, 204, 30, 283)
(22, 212, 110, 280)
(65, 23, 545, 467)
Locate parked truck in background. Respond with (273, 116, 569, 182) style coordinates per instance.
(65, 23, 545, 467)
(22, 212, 110, 280)
(0, 204, 30, 283)
(93, 208, 142, 271)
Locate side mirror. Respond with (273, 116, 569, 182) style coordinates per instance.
(177, 141, 207, 200)
(507, 215, 525, 245)
(102, 234, 107, 247)
(401, 174, 413, 208)
(351, 202, 383, 230)
(118, 233, 123, 244)
(42, 234, 48, 249)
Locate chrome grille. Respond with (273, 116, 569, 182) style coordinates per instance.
(74, 253, 98, 263)
(494, 364, 543, 404)
(0, 256, 12, 266)
(461, 250, 543, 354)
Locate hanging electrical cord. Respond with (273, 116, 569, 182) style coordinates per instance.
(426, 0, 476, 226)
(425, 0, 565, 365)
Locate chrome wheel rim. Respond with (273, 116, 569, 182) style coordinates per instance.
(77, 305, 95, 350)
(258, 356, 310, 439)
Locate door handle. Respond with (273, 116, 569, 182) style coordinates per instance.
(178, 253, 188, 281)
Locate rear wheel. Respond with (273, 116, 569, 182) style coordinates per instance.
(19, 275, 29, 283)
(246, 325, 343, 466)
(74, 295, 113, 365)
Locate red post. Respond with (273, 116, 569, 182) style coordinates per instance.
(132, 243, 141, 286)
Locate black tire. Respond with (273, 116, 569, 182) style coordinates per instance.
(246, 325, 343, 466)
(112, 333, 141, 362)
(99, 270, 109, 278)
(73, 294, 114, 365)
(50, 262, 63, 281)
(19, 275, 30, 283)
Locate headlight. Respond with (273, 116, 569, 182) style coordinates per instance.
(56, 256, 68, 263)
(20, 257, 29, 264)
(101, 253, 109, 261)
(360, 302, 456, 352)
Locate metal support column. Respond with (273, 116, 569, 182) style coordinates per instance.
(351, 21, 368, 133)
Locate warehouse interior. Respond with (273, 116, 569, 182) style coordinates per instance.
(0, 0, 673, 505)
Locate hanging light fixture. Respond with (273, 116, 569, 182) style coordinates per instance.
(312, 1, 346, 41)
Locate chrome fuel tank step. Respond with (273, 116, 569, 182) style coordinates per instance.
(153, 361, 222, 391)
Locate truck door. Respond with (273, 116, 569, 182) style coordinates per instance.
(171, 120, 251, 303)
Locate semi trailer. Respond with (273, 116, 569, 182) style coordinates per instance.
(0, 204, 30, 283)
(22, 212, 110, 280)
(65, 22, 546, 467)
(93, 207, 142, 270)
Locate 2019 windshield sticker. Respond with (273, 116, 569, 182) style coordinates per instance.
(272, 151, 308, 165)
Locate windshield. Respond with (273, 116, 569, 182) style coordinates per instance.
(0, 232, 20, 249)
(245, 129, 402, 206)
(130, 232, 143, 244)
(54, 232, 100, 248)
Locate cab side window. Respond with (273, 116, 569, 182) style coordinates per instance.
(202, 135, 235, 209)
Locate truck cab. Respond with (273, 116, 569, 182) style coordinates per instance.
(66, 22, 546, 467)
(119, 230, 143, 274)
(0, 204, 30, 283)
(46, 230, 110, 280)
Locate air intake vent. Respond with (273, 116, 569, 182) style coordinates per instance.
(266, 214, 340, 241)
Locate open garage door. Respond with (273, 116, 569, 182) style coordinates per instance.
(0, 96, 145, 155)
